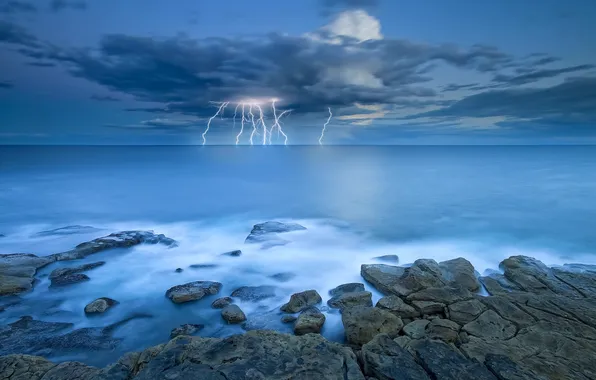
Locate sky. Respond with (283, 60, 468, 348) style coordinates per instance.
(1, 0, 595, 145)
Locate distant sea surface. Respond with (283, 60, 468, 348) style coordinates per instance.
(1, 145, 596, 366)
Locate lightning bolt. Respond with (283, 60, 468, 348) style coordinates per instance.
(235, 103, 245, 145)
(319, 107, 332, 145)
(202, 101, 229, 145)
(270, 100, 290, 145)
(248, 105, 258, 145)
(254, 105, 269, 145)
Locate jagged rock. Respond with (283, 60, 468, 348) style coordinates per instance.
(169, 324, 204, 338)
(372, 255, 399, 264)
(553, 267, 596, 298)
(281, 315, 297, 323)
(415, 340, 498, 380)
(439, 257, 480, 291)
(426, 318, 460, 343)
(211, 297, 233, 309)
(463, 310, 517, 340)
(411, 300, 445, 315)
(221, 305, 247, 324)
(0, 354, 56, 380)
(84, 297, 119, 314)
(375, 295, 420, 318)
(221, 249, 242, 257)
(484, 354, 545, 380)
(50, 273, 90, 287)
(245, 221, 307, 244)
(406, 286, 473, 305)
(165, 281, 222, 304)
(294, 307, 325, 335)
(448, 299, 487, 324)
(0, 253, 54, 296)
(49, 261, 105, 280)
(280, 290, 322, 313)
(269, 272, 295, 282)
(35, 225, 100, 237)
(361, 334, 430, 380)
(403, 319, 429, 339)
(231, 285, 276, 302)
(329, 283, 365, 296)
(328, 291, 373, 310)
(342, 307, 403, 345)
(50, 231, 177, 261)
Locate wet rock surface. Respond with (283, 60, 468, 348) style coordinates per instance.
(221, 304, 247, 324)
(84, 297, 119, 314)
(211, 296, 233, 309)
(230, 285, 276, 301)
(165, 281, 222, 303)
(0, 253, 54, 296)
(49, 273, 90, 287)
(169, 324, 204, 338)
(294, 306, 325, 335)
(280, 289, 322, 313)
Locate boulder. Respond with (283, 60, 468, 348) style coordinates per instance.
(280, 290, 322, 313)
(403, 319, 430, 339)
(439, 257, 480, 292)
(375, 295, 420, 318)
(170, 324, 204, 339)
(361, 334, 430, 380)
(221, 305, 247, 324)
(329, 283, 365, 296)
(245, 221, 307, 244)
(211, 297, 233, 309)
(165, 281, 222, 304)
(342, 307, 403, 346)
(426, 318, 460, 343)
(84, 297, 119, 314)
(231, 285, 276, 302)
(294, 307, 325, 335)
(49, 273, 90, 287)
(328, 291, 373, 310)
(360, 264, 405, 295)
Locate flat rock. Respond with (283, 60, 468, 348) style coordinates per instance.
(406, 286, 473, 305)
(411, 300, 445, 315)
(463, 310, 517, 340)
(328, 291, 373, 310)
(170, 324, 204, 339)
(0, 253, 55, 296)
(361, 334, 430, 380)
(231, 285, 276, 302)
(245, 221, 307, 244)
(484, 354, 545, 380)
(0, 354, 57, 380)
(426, 318, 460, 343)
(49, 273, 90, 287)
(329, 283, 365, 296)
(221, 305, 247, 324)
(375, 295, 420, 318)
(280, 289, 322, 313)
(165, 281, 222, 304)
(361, 264, 405, 295)
(403, 319, 430, 339)
(448, 299, 487, 324)
(211, 297, 233, 309)
(294, 306, 325, 335)
(84, 297, 119, 314)
(342, 307, 404, 345)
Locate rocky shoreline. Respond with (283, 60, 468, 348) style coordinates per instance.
(1, 222, 596, 379)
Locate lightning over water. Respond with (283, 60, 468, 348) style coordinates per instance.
(319, 107, 333, 145)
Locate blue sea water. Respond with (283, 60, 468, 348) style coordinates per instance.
(1, 145, 596, 365)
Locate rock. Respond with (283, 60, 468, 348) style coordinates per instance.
(415, 339, 498, 380)
(403, 319, 430, 339)
(221, 304, 247, 324)
(280, 290, 322, 313)
(165, 281, 222, 304)
(328, 291, 373, 310)
(342, 307, 404, 345)
(375, 295, 420, 318)
(281, 315, 297, 323)
(49, 261, 105, 280)
(170, 324, 204, 338)
(0, 253, 54, 296)
(231, 285, 276, 302)
(426, 318, 460, 343)
(478, 296, 535, 328)
(0, 354, 56, 380)
(484, 354, 545, 380)
(393, 335, 412, 348)
(41, 361, 100, 379)
(211, 297, 233, 309)
(175, 268, 183, 273)
(245, 221, 307, 244)
(439, 257, 480, 292)
(49, 273, 90, 287)
(329, 283, 366, 296)
(189, 263, 218, 269)
(410, 300, 445, 315)
(269, 272, 295, 282)
(35, 225, 100, 237)
(361, 334, 430, 380)
(463, 310, 517, 340)
(294, 307, 325, 335)
(361, 264, 405, 295)
(372, 255, 399, 264)
(446, 298, 487, 324)
(221, 249, 242, 257)
(406, 286, 473, 305)
(479, 273, 522, 295)
(84, 297, 119, 314)
(50, 230, 177, 261)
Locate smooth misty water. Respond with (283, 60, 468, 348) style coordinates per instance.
(1, 145, 596, 366)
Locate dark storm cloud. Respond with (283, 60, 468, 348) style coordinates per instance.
(442, 83, 479, 92)
(0, 81, 14, 89)
(49, 0, 86, 12)
(410, 77, 596, 124)
(90, 94, 119, 102)
(0, 19, 39, 47)
(493, 64, 595, 86)
(0, 0, 37, 14)
(105, 118, 200, 133)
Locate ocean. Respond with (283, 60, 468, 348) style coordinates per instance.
(1, 145, 596, 366)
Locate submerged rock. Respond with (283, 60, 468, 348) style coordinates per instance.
(84, 297, 119, 314)
(373, 254, 399, 264)
(165, 281, 222, 304)
(269, 272, 296, 282)
(174, 267, 183, 273)
(35, 225, 101, 237)
(221, 305, 247, 324)
(189, 263, 218, 269)
(221, 249, 242, 257)
(49, 261, 105, 287)
(231, 285, 276, 302)
(211, 296, 233, 309)
(49, 273, 90, 287)
(280, 290, 322, 313)
(245, 221, 306, 244)
(170, 324, 204, 339)
(0, 253, 54, 296)
(294, 307, 325, 335)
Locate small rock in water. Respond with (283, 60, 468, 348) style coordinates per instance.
(269, 272, 296, 282)
(50, 273, 90, 287)
(189, 263, 218, 269)
(211, 297, 233, 309)
(175, 268, 183, 273)
(49, 261, 105, 280)
(84, 297, 119, 314)
(231, 286, 276, 302)
(165, 281, 222, 304)
(170, 324, 204, 339)
(329, 283, 365, 297)
(294, 307, 325, 335)
(373, 255, 399, 264)
(281, 315, 297, 323)
(281, 290, 322, 313)
(221, 304, 247, 324)
(245, 221, 307, 244)
(221, 250, 242, 257)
